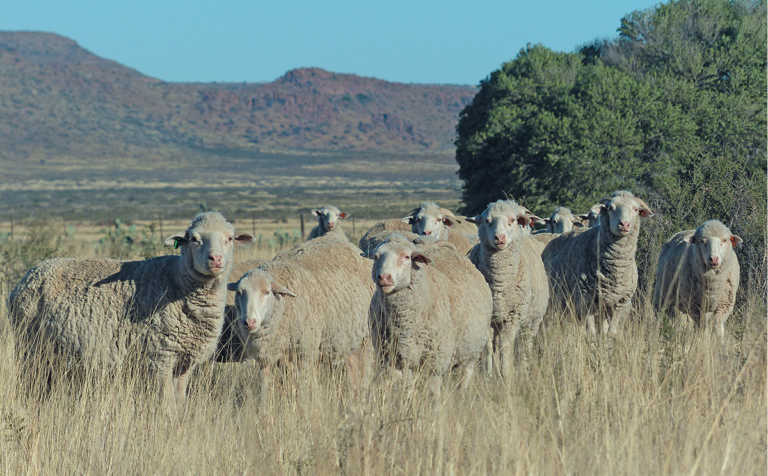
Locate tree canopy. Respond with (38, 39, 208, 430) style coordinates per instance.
(455, 0, 766, 281)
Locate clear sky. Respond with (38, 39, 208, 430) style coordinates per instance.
(1, 0, 661, 85)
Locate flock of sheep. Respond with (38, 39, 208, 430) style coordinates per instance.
(5, 191, 743, 403)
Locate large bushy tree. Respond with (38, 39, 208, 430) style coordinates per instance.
(456, 0, 766, 285)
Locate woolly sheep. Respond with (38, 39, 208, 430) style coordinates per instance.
(224, 233, 375, 373)
(367, 239, 492, 385)
(466, 200, 549, 377)
(8, 212, 252, 403)
(652, 220, 741, 337)
(359, 230, 421, 258)
(359, 219, 415, 257)
(578, 204, 603, 228)
(402, 202, 475, 254)
(307, 205, 348, 240)
(535, 207, 585, 234)
(542, 191, 654, 335)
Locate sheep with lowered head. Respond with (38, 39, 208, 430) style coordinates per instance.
(467, 200, 549, 377)
(542, 190, 653, 335)
(359, 220, 414, 257)
(8, 212, 252, 403)
(653, 220, 741, 337)
(224, 233, 375, 377)
(367, 238, 492, 386)
(307, 205, 349, 240)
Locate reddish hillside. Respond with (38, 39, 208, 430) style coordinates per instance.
(0, 32, 476, 162)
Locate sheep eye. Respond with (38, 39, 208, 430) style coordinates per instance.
(404, 256, 411, 260)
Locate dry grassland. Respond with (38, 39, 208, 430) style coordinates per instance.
(0, 221, 764, 475)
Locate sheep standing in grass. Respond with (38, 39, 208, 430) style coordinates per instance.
(368, 239, 492, 385)
(542, 191, 653, 335)
(307, 205, 348, 240)
(402, 201, 475, 254)
(224, 233, 374, 376)
(653, 220, 741, 337)
(467, 200, 549, 377)
(7, 212, 252, 403)
(536, 207, 585, 234)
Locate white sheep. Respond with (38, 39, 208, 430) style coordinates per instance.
(652, 220, 741, 337)
(535, 207, 585, 234)
(307, 205, 348, 240)
(367, 239, 492, 386)
(466, 200, 549, 377)
(224, 233, 375, 376)
(358, 219, 414, 257)
(542, 191, 654, 335)
(578, 204, 603, 228)
(402, 202, 476, 254)
(8, 212, 252, 403)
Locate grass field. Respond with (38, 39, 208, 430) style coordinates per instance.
(0, 155, 765, 474)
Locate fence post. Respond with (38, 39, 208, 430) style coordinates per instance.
(251, 214, 256, 237)
(299, 213, 305, 239)
(9, 214, 14, 240)
(352, 216, 356, 237)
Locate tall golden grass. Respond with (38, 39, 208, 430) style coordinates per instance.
(0, 223, 764, 475)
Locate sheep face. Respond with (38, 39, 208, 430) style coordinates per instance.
(228, 270, 296, 333)
(547, 207, 582, 234)
(371, 241, 430, 294)
(313, 206, 347, 233)
(691, 220, 742, 270)
(167, 212, 252, 277)
(599, 192, 653, 237)
(403, 202, 456, 239)
(473, 200, 532, 251)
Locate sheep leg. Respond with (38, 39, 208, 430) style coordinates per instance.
(585, 314, 597, 336)
(494, 324, 517, 378)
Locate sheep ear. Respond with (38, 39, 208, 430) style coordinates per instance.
(411, 252, 431, 268)
(730, 234, 743, 248)
(312, 209, 321, 216)
(271, 283, 297, 298)
(401, 215, 415, 225)
(465, 216, 479, 224)
(164, 235, 186, 248)
(441, 215, 456, 227)
(227, 282, 239, 292)
(578, 213, 590, 221)
(235, 234, 253, 244)
(516, 216, 530, 227)
(572, 221, 585, 228)
(635, 199, 654, 218)
(338, 212, 348, 219)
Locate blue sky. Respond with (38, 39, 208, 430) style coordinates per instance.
(2, 0, 661, 85)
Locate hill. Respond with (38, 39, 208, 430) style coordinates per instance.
(0, 31, 476, 163)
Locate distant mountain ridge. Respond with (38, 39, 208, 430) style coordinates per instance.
(0, 31, 476, 162)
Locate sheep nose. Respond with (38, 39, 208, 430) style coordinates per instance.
(245, 319, 258, 331)
(377, 274, 393, 286)
(423, 230, 432, 235)
(710, 256, 721, 267)
(494, 234, 506, 244)
(619, 221, 631, 231)
(209, 254, 223, 267)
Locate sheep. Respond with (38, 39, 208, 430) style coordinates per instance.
(224, 233, 375, 378)
(307, 205, 348, 240)
(359, 219, 415, 257)
(652, 220, 741, 337)
(402, 201, 475, 254)
(535, 207, 585, 234)
(7, 212, 252, 403)
(359, 230, 421, 258)
(367, 239, 492, 387)
(466, 200, 549, 377)
(541, 191, 654, 335)
(578, 204, 603, 228)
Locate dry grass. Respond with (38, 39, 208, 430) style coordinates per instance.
(0, 227, 765, 475)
